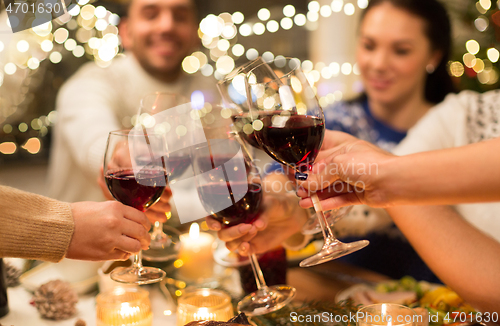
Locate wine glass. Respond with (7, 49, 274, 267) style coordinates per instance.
(103, 129, 167, 284)
(137, 92, 191, 262)
(217, 57, 268, 150)
(245, 58, 369, 267)
(192, 134, 296, 316)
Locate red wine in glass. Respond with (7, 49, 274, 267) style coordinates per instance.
(105, 169, 166, 211)
(198, 182, 262, 227)
(166, 155, 191, 181)
(254, 113, 325, 173)
(238, 247, 287, 294)
(232, 114, 263, 150)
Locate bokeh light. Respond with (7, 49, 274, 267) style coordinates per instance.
(281, 17, 293, 30)
(466, 39, 480, 55)
(232, 44, 245, 56)
(232, 12, 244, 24)
(267, 20, 279, 33)
(331, 0, 343, 13)
(239, 24, 252, 37)
(344, 3, 356, 15)
(487, 48, 499, 62)
(258, 8, 271, 21)
(308, 1, 320, 12)
(283, 5, 296, 17)
(320, 5, 332, 17)
(253, 22, 265, 35)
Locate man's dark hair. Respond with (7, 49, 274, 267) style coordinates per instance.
(114, 0, 208, 23)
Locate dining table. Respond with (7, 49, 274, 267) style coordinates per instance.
(0, 260, 389, 326)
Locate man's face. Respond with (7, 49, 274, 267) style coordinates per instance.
(120, 0, 199, 78)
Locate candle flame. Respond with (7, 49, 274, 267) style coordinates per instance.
(189, 222, 200, 239)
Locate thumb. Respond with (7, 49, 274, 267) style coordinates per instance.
(299, 191, 361, 210)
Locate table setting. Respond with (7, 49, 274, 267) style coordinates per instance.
(0, 57, 490, 326)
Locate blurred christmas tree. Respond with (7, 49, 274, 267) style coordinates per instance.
(444, 0, 500, 91)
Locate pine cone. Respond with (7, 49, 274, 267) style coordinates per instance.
(75, 318, 86, 326)
(32, 280, 78, 320)
(4, 261, 21, 287)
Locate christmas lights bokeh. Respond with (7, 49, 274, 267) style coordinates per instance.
(1, 0, 499, 159)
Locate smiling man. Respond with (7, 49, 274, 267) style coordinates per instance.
(120, 0, 200, 82)
(47, 0, 216, 223)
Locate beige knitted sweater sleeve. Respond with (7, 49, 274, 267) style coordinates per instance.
(0, 186, 74, 262)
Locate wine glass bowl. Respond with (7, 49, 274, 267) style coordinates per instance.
(217, 57, 267, 150)
(103, 129, 167, 284)
(246, 63, 325, 177)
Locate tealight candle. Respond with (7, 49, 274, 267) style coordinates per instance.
(96, 287, 152, 326)
(176, 288, 233, 326)
(357, 303, 417, 326)
(178, 223, 215, 281)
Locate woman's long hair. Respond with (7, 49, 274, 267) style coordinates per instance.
(360, 0, 455, 103)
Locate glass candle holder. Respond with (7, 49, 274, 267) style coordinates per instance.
(96, 287, 153, 326)
(357, 303, 417, 326)
(176, 288, 233, 326)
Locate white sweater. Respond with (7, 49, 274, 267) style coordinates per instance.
(393, 90, 500, 242)
(47, 54, 217, 216)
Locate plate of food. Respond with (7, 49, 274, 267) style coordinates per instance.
(336, 276, 478, 325)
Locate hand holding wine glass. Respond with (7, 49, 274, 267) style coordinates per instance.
(103, 129, 167, 284)
(295, 130, 396, 210)
(193, 134, 296, 316)
(245, 58, 369, 267)
(67, 201, 151, 261)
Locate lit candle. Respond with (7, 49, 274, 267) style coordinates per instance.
(178, 223, 215, 281)
(176, 288, 233, 326)
(96, 287, 153, 326)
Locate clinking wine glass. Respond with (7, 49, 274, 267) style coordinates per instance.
(192, 134, 296, 316)
(138, 92, 191, 262)
(103, 129, 166, 284)
(217, 57, 268, 150)
(245, 58, 369, 267)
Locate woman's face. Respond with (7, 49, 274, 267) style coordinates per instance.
(356, 3, 440, 106)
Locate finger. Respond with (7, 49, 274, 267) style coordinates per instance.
(148, 201, 171, 214)
(237, 242, 251, 256)
(253, 217, 267, 231)
(119, 218, 151, 249)
(300, 193, 360, 210)
(158, 187, 173, 200)
(205, 216, 222, 231)
(225, 239, 242, 252)
(108, 249, 132, 261)
(116, 235, 143, 254)
(218, 223, 252, 242)
(122, 205, 152, 231)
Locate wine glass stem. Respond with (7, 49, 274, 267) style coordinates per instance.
(151, 221, 164, 239)
(133, 251, 143, 269)
(249, 252, 268, 291)
(311, 193, 337, 245)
